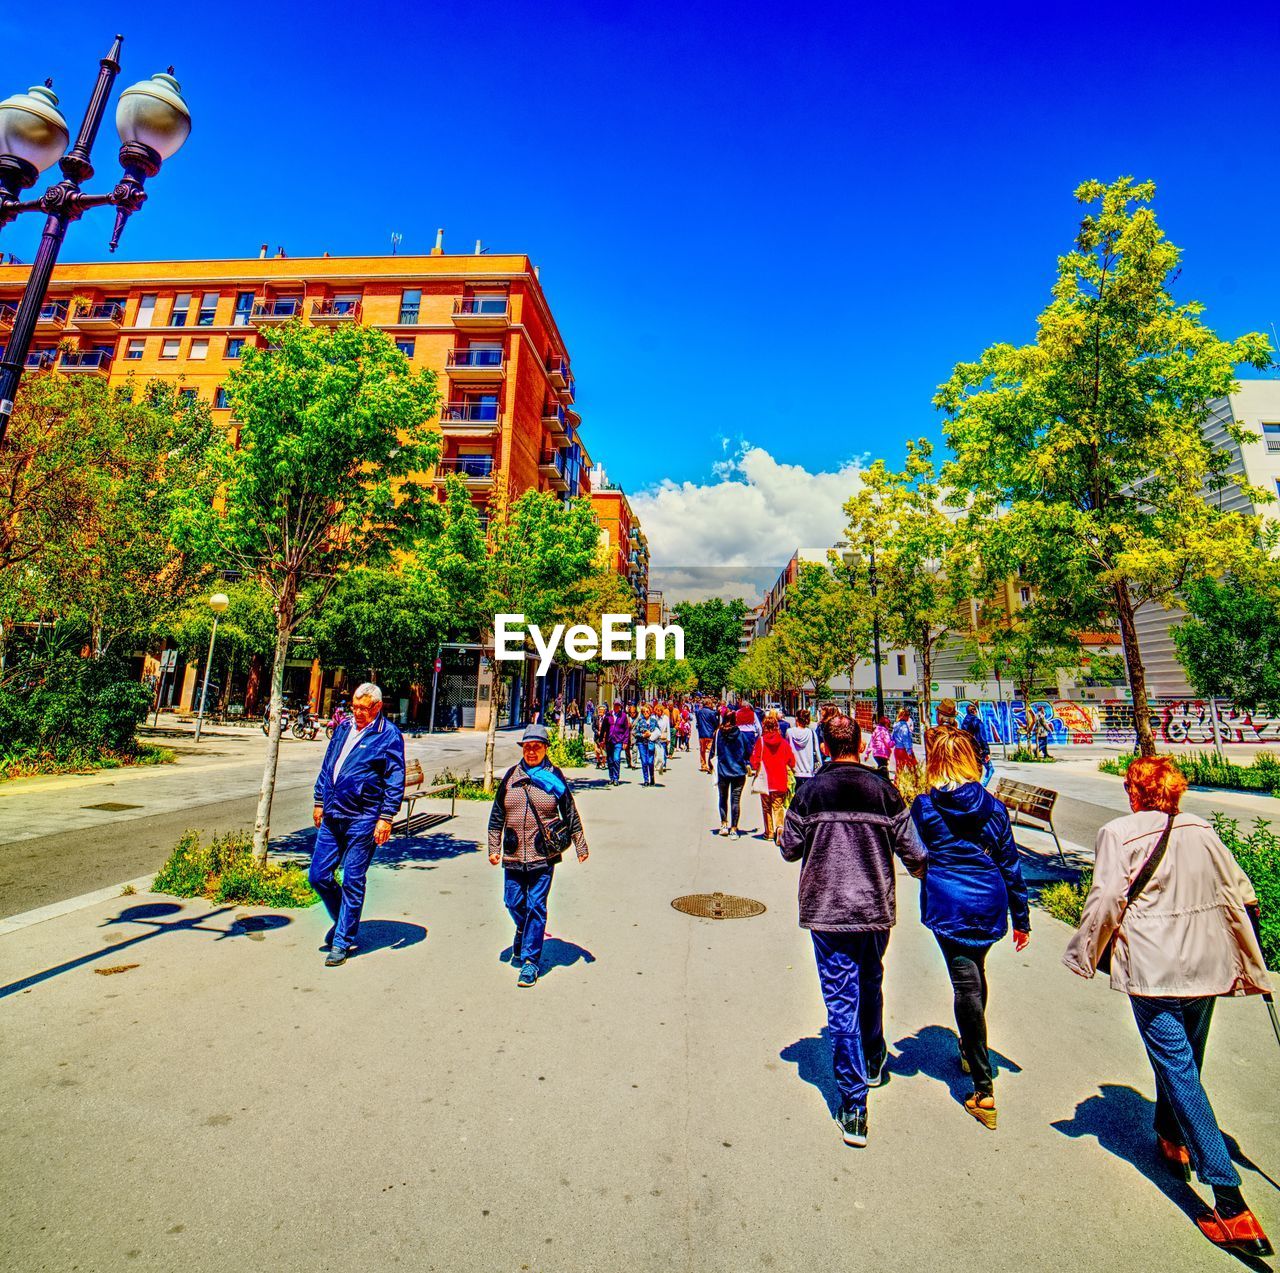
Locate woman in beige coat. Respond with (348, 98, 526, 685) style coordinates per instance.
(1064, 756, 1271, 1258)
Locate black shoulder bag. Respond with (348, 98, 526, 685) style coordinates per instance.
(521, 780, 573, 863)
(1097, 814, 1175, 975)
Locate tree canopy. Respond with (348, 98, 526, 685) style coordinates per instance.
(670, 596, 747, 693)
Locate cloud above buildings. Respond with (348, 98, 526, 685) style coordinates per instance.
(632, 444, 864, 604)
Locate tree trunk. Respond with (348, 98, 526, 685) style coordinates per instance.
(918, 635, 933, 725)
(482, 641, 500, 792)
(253, 617, 293, 862)
(1114, 577, 1156, 757)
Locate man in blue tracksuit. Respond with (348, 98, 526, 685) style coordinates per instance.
(310, 682, 406, 967)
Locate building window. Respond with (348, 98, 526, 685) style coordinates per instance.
(197, 291, 219, 326)
(214, 387, 230, 409)
(399, 288, 421, 324)
(160, 338, 180, 359)
(170, 293, 191, 327)
(124, 339, 145, 360)
(896, 654, 907, 676)
(135, 293, 157, 327)
(1263, 422, 1280, 453)
(178, 388, 197, 404)
(395, 338, 415, 357)
(1019, 586, 1031, 605)
(225, 337, 245, 359)
(189, 338, 209, 360)
(232, 291, 254, 327)
(954, 686, 967, 701)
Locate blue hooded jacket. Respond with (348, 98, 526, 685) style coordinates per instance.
(911, 782, 1030, 944)
(313, 712, 407, 822)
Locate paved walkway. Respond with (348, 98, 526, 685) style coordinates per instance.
(1, 746, 1276, 1271)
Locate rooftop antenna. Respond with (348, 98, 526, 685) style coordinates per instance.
(390, 232, 403, 256)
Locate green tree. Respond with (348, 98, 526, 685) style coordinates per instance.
(481, 490, 603, 788)
(180, 321, 442, 858)
(967, 606, 1084, 722)
(171, 579, 276, 711)
(730, 630, 788, 699)
(1173, 572, 1280, 713)
(843, 441, 973, 722)
(773, 562, 841, 698)
(670, 596, 747, 693)
(936, 177, 1272, 755)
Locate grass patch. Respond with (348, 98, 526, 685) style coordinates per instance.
(0, 742, 176, 782)
(431, 768, 495, 800)
(1008, 745, 1054, 763)
(1099, 750, 1280, 795)
(1037, 871, 1093, 927)
(547, 727, 589, 768)
(153, 830, 317, 908)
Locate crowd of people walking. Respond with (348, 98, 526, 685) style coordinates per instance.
(308, 684, 1274, 1260)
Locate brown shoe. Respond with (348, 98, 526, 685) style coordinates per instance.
(963, 1092, 997, 1131)
(1195, 1208, 1273, 1258)
(1156, 1135, 1191, 1182)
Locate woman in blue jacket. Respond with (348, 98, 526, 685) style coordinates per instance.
(911, 727, 1030, 1130)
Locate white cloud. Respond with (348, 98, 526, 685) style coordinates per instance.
(631, 445, 864, 585)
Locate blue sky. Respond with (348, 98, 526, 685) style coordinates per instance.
(4, 1, 1278, 568)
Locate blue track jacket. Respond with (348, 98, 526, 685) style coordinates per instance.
(313, 713, 407, 822)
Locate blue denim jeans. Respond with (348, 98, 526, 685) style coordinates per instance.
(811, 929, 890, 1112)
(309, 815, 379, 951)
(638, 744, 655, 784)
(607, 743, 623, 783)
(504, 866, 555, 967)
(1130, 994, 1239, 1187)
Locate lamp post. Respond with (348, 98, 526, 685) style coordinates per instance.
(866, 543, 885, 721)
(0, 36, 191, 443)
(193, 592, 229, 743)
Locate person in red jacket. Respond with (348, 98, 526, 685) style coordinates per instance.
(750, 709, 796, 841)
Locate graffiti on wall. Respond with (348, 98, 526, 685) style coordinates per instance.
(914, 699, 1280, 745)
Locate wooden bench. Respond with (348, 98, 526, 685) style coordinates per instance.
(995, 778, 1066, 864)
(399, 759, 457, 836)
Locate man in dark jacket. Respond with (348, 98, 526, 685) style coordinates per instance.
(778, 714, 926, 1147)
(310, 682, 406, 966)
(961, 702, 994, 784)
(694, 698, 720, 772)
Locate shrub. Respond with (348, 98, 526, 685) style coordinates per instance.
(1098, 751, 1280, 795)
(153, 829, 317, 908)
(1009, 745, 1054, 763)
(431, 768, 494, 800)
(1212, 815, 1280, 969)
(547, 727, 588, 768)
(1037, 871, 1093, 927)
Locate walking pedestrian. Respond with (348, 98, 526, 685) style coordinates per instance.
(625, 704, 638, 770)
(911, 727, 1030, 1130)
(1028, 706, 1051, 758)
(786, 707, 822, 792)
(654, 704, 671, 775)
(891, 708, 917, 777)
(778, 714, 927, 1147)
(865, 715, 893, 775)
(488, 724, 589, 988)
(815, 703, 838, 760)
(961, 703, 994, 785)
(736, 701, 761, 756)
(696, 697, 719, 771)
(636, 702, 658, 786)
(605, 701, 629, 784)
(309, 683, 406, 967)
(678, 704, 691, 752)
(935, 697, 960, 730)
(750, 709, 796, 841)
(1063, 757, 1273, 1258)
(708, 709, 752, 838)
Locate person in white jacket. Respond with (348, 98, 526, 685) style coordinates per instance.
(1063, 756, 1271, 1259)
(654, 705, 671, 775)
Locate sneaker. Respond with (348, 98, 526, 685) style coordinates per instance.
(324, 947, 348, 967)
(718, 824, 730, 837)
(729, 828, 741, 840)
(836, 1105, 868, 1148)
(866, 1052, 889, 1088)
(517, 962, 539, 988)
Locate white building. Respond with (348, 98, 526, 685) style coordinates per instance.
(1134, 379, 1280, 696)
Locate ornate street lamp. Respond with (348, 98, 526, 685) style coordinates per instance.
(0, 36, 191, 442)
(193, 592, 230, 743)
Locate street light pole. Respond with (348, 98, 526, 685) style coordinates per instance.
(0, 38, 191, 443)
(193, 592, 229, 743)
(867, 543, 885, 721)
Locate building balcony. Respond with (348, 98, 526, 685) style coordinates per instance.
(439, 401, 501, 437)
(72, 301, 125, 333)
(446, 348, 505, 379)
(251, 299, 302, 324)
(539, 449, 568, 491)
(311, 298, 362, 323)
(24, 350, 56, 369)
(59, 350, 114, 376)
(35, 301, 68, 332)
(542, 401, 569, 445)
(0, 303, 16, 330)
(451, 296, 510, 329)
(547, 354, 570, 390)
(435, 455, 495, 487)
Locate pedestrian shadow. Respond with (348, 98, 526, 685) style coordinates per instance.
(889, 1024, 1022, 1103)
(780, 1029, 843, 1116)
(540, 937, 595, 978)
(376, 832, 480, 869)
(1051, 1085, 1210, 1224)
(0, 901, 294, 999)
(570, 777, 613, 791)
(350, 919, 427, 956)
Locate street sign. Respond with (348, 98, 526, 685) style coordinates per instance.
(434, 657, 442, 673)
(930, 682, 939, 692)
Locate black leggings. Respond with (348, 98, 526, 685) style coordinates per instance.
(935, 935, 993, 1095)
(717, 776, 745, 828)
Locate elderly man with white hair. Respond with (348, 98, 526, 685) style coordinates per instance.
(310, 682, 406, 966)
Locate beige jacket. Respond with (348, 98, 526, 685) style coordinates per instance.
(1063, 811, 1270, 997)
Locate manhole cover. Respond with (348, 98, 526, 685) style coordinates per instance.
(671, 892, 766, 920)
(82, 802, 143, 812)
